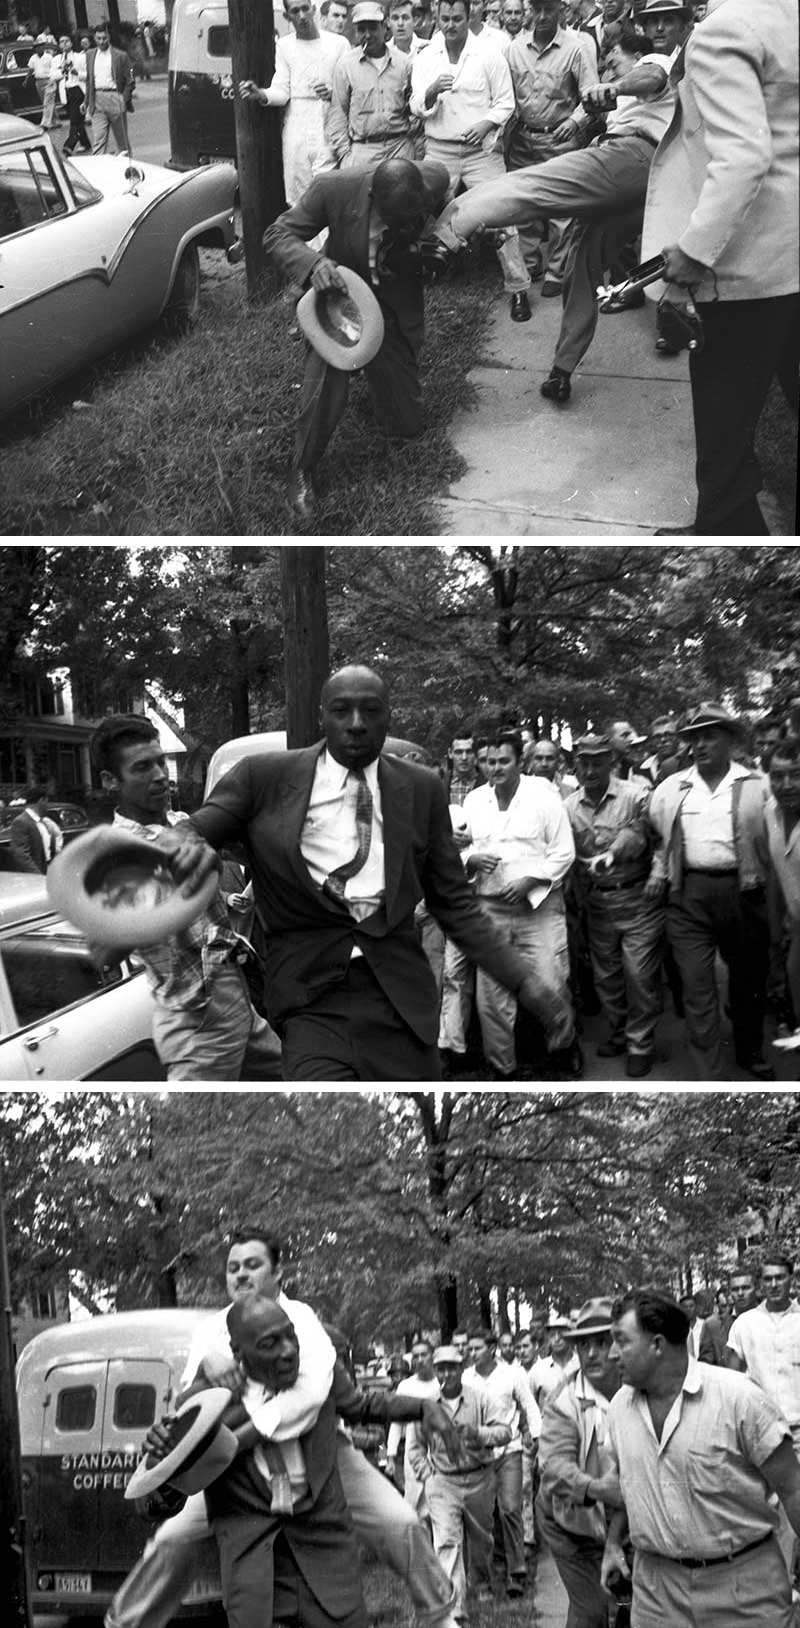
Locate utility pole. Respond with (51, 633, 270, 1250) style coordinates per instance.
(281, 548, 329, 747)
(228, 0, 285, 302)
(0, 1157, 32, 1628)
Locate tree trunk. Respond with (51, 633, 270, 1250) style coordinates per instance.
(228, 0, 284, 303)
(281, 549, 330, 748)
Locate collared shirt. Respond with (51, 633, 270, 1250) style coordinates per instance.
(678, 761, 750, 871)
(765, 796, 800, 923)
(265, 30, 348, 107)
(605, 1357, 789, 1559)
(605, 50, 676, 142)
(112, 809, 241, 1011)
(410, 28, 515, 139)
(507, 24, 595, 130)
(462, 1358, 542, 1451)
(686, 1318, 705, 1361)
(448, 772, 479, 807)
(407, 1381, 511, 1478)
(529, 1351, 579, 1405)
(329, 42, 412, 155)
(462, 774, 575, 909)
(727, 1299, 800, 1428)
(243, 1378, 310, 1504)
(538, 1367, 613, 1543)
(300, 750, 385, 923)
(565, 778, 651, 888)
(26, 805, 57, 863)
(180, 1291, 337, 1443)
(93, 45, 117, 90)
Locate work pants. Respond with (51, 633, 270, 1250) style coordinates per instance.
(492, 1448, 526, 1582)
(476, 892, 575, 1074)
(341, 134, 416, 171)
(666, 872, 770, 1079)
(294, 301, 424, 472)
(426, 1467, 494, 1619)
(438, 937, 475, 1055)
(507, 125, 582, 283)
(537, 1502, 608, 1628)
(150, 964, 283, 1081)
(106, 1440, 455, 1628)
(689, 293, 800, 535)
(521, 1441, 536, 1548)
(280, 955, 440, 1081)
(63, 83, 91, 152)
(629, 1534, 792, 1628)
(91, 89, 130, 154)
(336, 1437, 455, 1627)
(787, 921, 800, 1026)
(585, 883, 664, 1056)
(553, 207, 644, 375)
(425, 136, 530, 293)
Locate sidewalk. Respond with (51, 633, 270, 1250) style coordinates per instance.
(438, 285, 784, 537)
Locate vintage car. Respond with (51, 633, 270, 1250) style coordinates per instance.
(0, 872, 164, 1081)
(0, 112, 239, 417)
(0, 42, 40, 122)
(0, 801, 90, 870)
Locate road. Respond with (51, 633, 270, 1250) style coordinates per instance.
(50, 75, 171, 166)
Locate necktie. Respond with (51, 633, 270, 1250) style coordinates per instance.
(261, 1441, 293, 1513)
(324, 769, 373, 902)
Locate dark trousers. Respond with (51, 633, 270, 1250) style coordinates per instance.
(63, 84, 91, 152)
(295, 302, 424, 471)
(690, 292, 800, 534)
(667, 872, 770, 1079)
(536, 1501, 608, 1628)
(280, 955, 440, 1081)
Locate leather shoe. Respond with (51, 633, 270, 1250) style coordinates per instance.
(288, 468, 316, 522)
(549, 1040, 584, 1079)
(626, 1052, 654, 1078)
(510, 291, 532, 322)
(735, 1052, 776, 1081)
(540, 278, 562, 298)
(597, 1039, 626, 1058)
(540, 366, 571, 404)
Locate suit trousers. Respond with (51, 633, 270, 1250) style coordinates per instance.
(553, 207, 644, 375)
(425, 1467, 495, 1619)
(294, 302, 424, 472)
(63, 84, 91, 152)
(688, 293, 800, 535)
(585, 884, 664, 1055)
(92, 89, 130, 154)
(476, 893, 575, 1073)
(629, 1535, 792, 1628)
(666, 872, 770, 1079)
(425, 137, 530, 294)
(214, 1471, 366, 1628)
(536, 1502, 608, 1628)
(280, 954, 440, 1080)
(336, 1436, 455, 1626)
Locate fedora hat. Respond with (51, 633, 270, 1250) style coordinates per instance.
(296, 267, 385, 371)
(125, 1387, 238, 1501)
(47, 826, 219, 950)
(679, 703, 741, 737)
(563, 1297, 615, 1338)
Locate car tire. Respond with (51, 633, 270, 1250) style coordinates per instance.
(163, 242, 201, 333)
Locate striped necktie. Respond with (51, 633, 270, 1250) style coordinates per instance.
(324, 769, 373, 902)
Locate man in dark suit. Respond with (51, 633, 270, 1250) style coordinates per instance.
(262, 158, 450, 519)
(8, 787, 59, 873)
(171, 663, 583, 1081)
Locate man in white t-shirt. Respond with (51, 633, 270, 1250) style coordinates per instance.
(727, 1252, 800, 1578)
(386, 1337, 441, 1513)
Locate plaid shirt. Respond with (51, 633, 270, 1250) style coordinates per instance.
(113, 810, 241, 1011)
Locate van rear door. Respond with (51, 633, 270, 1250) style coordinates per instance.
(99, 1357, 176, 1570)
(34, 1359, 110, 1598)
(169, 3, 236, 168)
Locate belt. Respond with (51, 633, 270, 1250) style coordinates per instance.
(597, 130, 657, 148)
(683, 867, 738, 877)
(352, 133, 403, 143)
(590, 874, 649, 893)
(652, 1530, 774, 1571)
(519, 122, 558, 134)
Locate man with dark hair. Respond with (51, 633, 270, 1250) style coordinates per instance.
(169, 665, 578, 1081)
(726, 1252, 800, 1579)
(462, 727, 581, 1079)
(261, 158, 450, 518)
(463, 1326, 541, 1598)
(7, 784, 62, 873)
(601, 1287, 800, 1626)
(85, 19, 134, 153)
(90, 714, 282, 1082)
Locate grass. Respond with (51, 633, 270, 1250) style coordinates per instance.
(362, 1556, 542, 1628)
(0, 252, 499, 539)
(755, 378, 798, 536)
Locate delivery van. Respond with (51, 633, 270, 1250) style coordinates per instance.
(16, 1308, 222, 1617)
(168, 0, 290, 169)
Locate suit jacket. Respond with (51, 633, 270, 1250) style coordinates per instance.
(642, 0, 798, 302)
(85, 45, 134, 113)
(9, 809, 47, 873)
(262, 160, 450, 342)
(191, 743, 529, 1043)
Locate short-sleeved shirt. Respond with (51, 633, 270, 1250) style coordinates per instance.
(564, 778, 651, 889)
(727, 1299, 800, 1429)
(605, 1358, 790, 1558)
(605, 51, 676, 144)
(507, 24, 595, 131)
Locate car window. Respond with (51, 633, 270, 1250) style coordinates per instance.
(0, 146, 69, 238)
(0, 925, 124, 1032)
(114, 1383, 157, 1428)
(60, 155, 103, 209)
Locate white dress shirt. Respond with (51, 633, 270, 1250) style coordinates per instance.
(300, 750, 385, 922)
(409, 27, 515, 139)
(679, 761, 751, 871)
(463, 774, 575, 909)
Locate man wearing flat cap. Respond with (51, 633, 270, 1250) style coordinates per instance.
(644, 703, 772, 1080)
(537, 1298, 625, 1628)
(565, 735, 663, 1078)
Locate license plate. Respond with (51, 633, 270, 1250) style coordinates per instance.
(55, 1573, 92, 1593)
(183, 1577, 221, 1602)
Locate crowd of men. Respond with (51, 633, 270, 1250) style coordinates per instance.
(110, 1226, 800, 1628)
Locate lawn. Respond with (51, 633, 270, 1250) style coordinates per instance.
(0, 252, 498, 539)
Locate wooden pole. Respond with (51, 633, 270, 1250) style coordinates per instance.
(228, 0, 285, 303)
(281, 548, 329, 748)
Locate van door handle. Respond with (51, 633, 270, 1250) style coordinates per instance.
(178, 83, 190, 94)
(23, 1025, 59, 1050)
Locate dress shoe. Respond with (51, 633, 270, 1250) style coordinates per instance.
(510, 290, 532, 322)
(735, 1052, 776, 1081)
(597, 1038, 626, 1058)
(601, 286, 646, 313)
(288, 468, 316, 522)
(540, 366, 571, 404)
(506, 1577, 526, 1599)
(549, 1039, 584, 1079)
(626, 1051, 654, 1078)
(540, 277, 562, 299)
